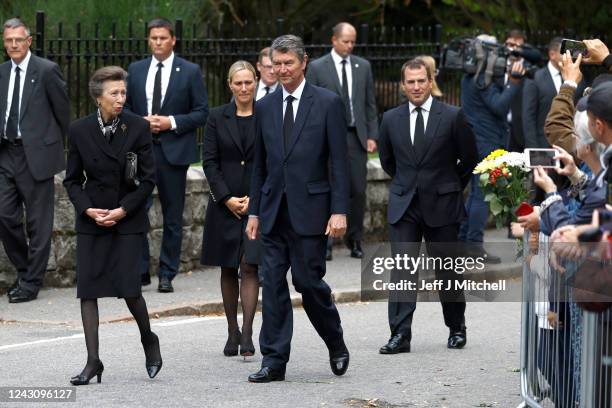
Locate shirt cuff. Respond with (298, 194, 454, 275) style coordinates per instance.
(540, 193, 562, 213)
(248, 215, 258, 219)
(169, 115, 177, 130)
(563, 80, 578, 88)
(568, 168, 586, 185)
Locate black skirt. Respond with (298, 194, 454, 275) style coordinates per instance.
(76, 232, 143, 299)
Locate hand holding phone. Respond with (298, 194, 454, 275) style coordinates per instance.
(560, 39, 588, 60)
(525, 148, 560, 168)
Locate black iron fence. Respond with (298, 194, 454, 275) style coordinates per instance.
(5, 11, 608, 154)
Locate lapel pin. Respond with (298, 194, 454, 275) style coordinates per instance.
(121, 124, 127, 132)
(176, 67, 180, 72)
(31, 79, 35, 82)
(355, 64, 359, 68)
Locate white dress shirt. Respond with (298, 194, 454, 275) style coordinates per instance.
(4, 50, 31, 138)
(145, 52, 176, 129)
(408, 95, 433, 144)
(330, 49, 354, 125)
(256, 81, 278, 101)
(547, 61, 562, 94)
(281, 78, 306, 121)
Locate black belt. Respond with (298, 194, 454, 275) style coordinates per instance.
(1, 138, 23, 146)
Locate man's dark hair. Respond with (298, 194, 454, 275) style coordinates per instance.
(258, 47, 271, 64)
(548, 37, 563, 52)
(505, 29, 526, 42)
(587, 82, 612, 127)
(270, 35, 306, 63)
(400, 58, 432, 82)
(147, 18, 174, 37)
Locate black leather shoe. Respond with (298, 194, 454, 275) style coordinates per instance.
(141, 273, 151, 286)
(326, 247, 333, 261)
(157, 276, 174, 293)
(447, 329, 467, 349)
(8, 287, 37, 303)
(8, 279, 19, 296)
(350, 241, 364, 259)
(248, 366, 285, 383)
(142, 333, 163, 378)
(70, 360, 104, 385)
(379, 334, 411, 354)
(330, 351, 350, 376)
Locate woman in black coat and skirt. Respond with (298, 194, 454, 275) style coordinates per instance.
(63, 66, 161, 385)
(201, 60, 260, 357)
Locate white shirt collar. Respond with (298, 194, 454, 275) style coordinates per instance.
(151, 52, 174, 68)
(282, 77, 306, 102)
(331, 49, 350, 66)
(11, 50, 31, 73)
(547, 61, 561, 79)
(408, 94, 434, 113)
(259, 81, 277, 92)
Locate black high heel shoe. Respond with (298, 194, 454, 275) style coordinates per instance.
(142, 333, 163, 379)
(239, 332, 255, 357)
(223, 329, 241, 356)
(70, 360, 104, 385)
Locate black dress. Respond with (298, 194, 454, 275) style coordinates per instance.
(63, 112, 156, 299)
(201, 103, 260, 268)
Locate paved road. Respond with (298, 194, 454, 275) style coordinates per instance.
(0, 301, 522, 408)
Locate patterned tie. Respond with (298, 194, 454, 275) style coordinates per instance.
(6, 67, 21, 141)
(152, 62, 163, 114)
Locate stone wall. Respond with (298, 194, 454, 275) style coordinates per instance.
(0, 159, 391, 290)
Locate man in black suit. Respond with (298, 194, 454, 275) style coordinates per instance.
(0, 18, 70, 303)
(245, 35, 350, 382)
(306, 22, 378, 260)
(378, 58, 478, 353)
(125, 18, 208, 293)
(255, 47, 278, 101)
(504, 29, 527, 152)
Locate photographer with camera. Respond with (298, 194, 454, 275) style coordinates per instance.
(505, 29, 529, 153)
(458, 34, 525, 261)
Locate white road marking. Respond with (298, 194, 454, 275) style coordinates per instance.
(0, 334, 84, 351)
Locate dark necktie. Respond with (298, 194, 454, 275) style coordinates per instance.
(264, 86, 270, 95)
(283, 95, 295, 153)
(152, 62, 163, 114)
(340, 60, 352, 126)
(413, 106, 425, 157)
(6, 67, 21, 141)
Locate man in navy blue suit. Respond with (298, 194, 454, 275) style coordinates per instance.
(245, 35, 350, 382)
(125, 18, 208, 293)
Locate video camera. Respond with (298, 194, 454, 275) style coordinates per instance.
(441, 36, 541, 89)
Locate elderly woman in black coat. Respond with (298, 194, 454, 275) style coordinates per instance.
(63, 66, 161, 385)
(201, 60, 260, 357)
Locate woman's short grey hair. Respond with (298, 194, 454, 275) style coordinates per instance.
(575, 110, 605, 155)
(88, 66, 127, 102)
(3, 18, 30, 36)
(270, 35, 306, 62)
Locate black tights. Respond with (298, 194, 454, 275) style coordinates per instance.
(78, 295, 159, 377)
(220, 258, 259, 338)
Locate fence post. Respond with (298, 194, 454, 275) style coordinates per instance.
(35, 10, 45, 57)
(360, 23, 369, 45)
(175, 19, 183, 55)
(276, 18, 284, 37)
(434, 23, 442, 57)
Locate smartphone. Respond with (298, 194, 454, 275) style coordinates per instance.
(560, 39, 587, 60)
(515, 202, 534, 217)
(524, 148, 560, 168)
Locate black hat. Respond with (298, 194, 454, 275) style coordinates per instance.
(587, 82, 612, 123)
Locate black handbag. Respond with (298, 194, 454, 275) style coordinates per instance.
(125, 152, 140, 189)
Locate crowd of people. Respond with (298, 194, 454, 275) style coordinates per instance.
(1, 14, 611, 393)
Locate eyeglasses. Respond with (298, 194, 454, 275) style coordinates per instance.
(3, 37, 30, 46)
(260, 64, 273, 70)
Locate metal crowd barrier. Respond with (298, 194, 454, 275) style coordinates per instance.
(518, 232, 612, 408)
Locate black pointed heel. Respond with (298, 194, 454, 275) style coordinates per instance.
(239, 332, 255, 357)
(142, 333, 163, 379)
(223, 329, 241, 356)
(70, 360, 104, 386)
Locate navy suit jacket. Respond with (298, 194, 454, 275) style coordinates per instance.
(248, 81, 349, 236)
(124, 55, 208, 165)
(378, 98, 478, 227)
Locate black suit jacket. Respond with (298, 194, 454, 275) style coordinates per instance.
(306, 53, 378, 149)
(0, 54, 70, 180)
(378, 98, 478, 227)
(63, 111, 156, 235)
(522, 66, 585, 148)
(507, 80, 525, 152)
(248, 82, 349, 236)
(124, 55, 208, 165)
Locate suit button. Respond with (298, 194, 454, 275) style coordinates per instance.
(240, 161, 245, 166)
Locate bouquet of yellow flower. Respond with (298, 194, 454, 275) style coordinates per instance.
(473, 149, 531, 228)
